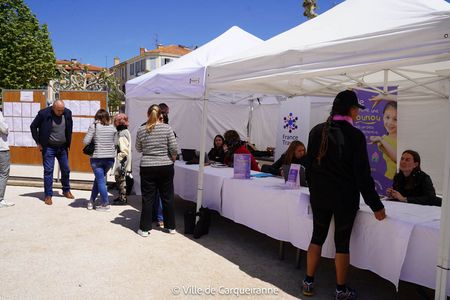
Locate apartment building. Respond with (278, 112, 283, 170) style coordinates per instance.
(110, 44, 191, 92)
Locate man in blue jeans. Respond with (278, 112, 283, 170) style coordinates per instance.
(30, 100, 74, 205)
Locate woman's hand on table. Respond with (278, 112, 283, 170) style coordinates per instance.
(374, 208, 386, 221)
(387, 188, 407, 202)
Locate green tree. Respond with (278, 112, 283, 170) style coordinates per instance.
(0, 0, 56, 91)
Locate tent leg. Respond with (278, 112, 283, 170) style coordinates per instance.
(435, 82, 450, 300)
(196, 94, 209, 220)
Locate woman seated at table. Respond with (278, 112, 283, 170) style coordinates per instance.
(261, 140, 306, 176)
(208, 134, 225, 163)
(223, 130, 260, 171)
(386, 149, 441, 206)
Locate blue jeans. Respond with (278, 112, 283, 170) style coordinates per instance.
(43, 146, 71, 197)
(153, 191, 164, 222)
(90, 158, 114, 205)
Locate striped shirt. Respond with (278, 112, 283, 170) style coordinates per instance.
(83, 122, 117, 158)
(136, 123, 177, 167)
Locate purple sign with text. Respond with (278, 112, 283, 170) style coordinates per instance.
(233, 154, 251, 179)
(355, 87, 398, 195)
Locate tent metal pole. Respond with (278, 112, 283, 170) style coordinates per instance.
(196, 70, 210, 218)
(248, 99, 254, 142)
(390, 69, 448, 99)
(435, 81, 450, 300)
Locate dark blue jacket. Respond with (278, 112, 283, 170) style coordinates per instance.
(30, 106, 73, 148)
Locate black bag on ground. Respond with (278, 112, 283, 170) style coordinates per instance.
(193, 207, 211, 239)
(184, 210, 196, 234)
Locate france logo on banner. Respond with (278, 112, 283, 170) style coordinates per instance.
(355, 87, 398, 195)
(275, 97, 311, 161)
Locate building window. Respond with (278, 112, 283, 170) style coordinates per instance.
(163, 58, 173, 65)
(130, 63, 134, 75)
(134, 62, 139, 74)
(141, 60, 145, 72)
(149, 58, 156, 70)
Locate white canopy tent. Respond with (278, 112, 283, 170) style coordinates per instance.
(206, 0, 450, 298)
(125, 26, 279, 197)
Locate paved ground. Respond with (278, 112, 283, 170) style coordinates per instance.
(0, 180, 438, 299)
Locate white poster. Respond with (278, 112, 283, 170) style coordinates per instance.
(12, 103, 22, 117)
(80, 118, 92, 132)
(14, 132, 23, 146)
(63, 100, 71, 111)
(70, 100, 80, 115)
(22, 133, 34, 146)
(72, 117, 81, 133)
(3, 102, 13, 117)
(31, 103, 40, 117)
(7, 132, 14, 146)
(22, 118, 32, 132)
(20, 91, 33, 102)
(80, 101, 90, 116)
(90, 101, 100, 116)
(21, 103, 31, 117)
(4, 117, 13, 131)
(275, 97, 311, 161)
(13, 118, 22, 132)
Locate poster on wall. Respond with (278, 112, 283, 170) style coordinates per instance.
(355, 87, 398, 195)
(275, 97, 311, 161)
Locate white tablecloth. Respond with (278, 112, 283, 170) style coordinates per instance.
(174, 161, 233, 212)
(173, 162, 449, 295)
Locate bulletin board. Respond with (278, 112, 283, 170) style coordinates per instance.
(59, 91, 108, 172)
(1, 90, 108, 173)
(2, 90, 46, 165)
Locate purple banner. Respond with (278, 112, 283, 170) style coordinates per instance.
(355, 87, 398, 195)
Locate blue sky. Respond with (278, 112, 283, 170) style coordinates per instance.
(24, 0, 450, 68)
(24, 0, 346, 67)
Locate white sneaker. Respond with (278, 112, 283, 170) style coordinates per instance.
(137, 229, 149, 237)
(0, 200, 15, 208)
(96, 205, 110, 212)
(168, 229, 177, 234)
(87, 200, 94, 210)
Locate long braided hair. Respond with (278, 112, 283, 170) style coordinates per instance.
(316, 93, 355, 164)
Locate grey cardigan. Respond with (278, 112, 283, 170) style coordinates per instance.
(83, 122, 117, 158)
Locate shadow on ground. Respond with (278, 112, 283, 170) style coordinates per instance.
(20, 191, 65, 202)
(170, 197, 438, 300)
(101, 189, 440, 300)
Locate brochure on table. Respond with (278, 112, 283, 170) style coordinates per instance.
(233, 154, 251, 179)
(286, 163, 301, 188)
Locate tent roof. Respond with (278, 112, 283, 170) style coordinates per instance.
(125, 26, 263, 100)
(207, 0, 450, 98)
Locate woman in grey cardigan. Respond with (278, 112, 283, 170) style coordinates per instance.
(83, 109, 117, 212)
(135, 104, 178, 237)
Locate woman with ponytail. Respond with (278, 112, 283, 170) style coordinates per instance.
(135, 104, 178, 237)
(301, 90, 386, 300)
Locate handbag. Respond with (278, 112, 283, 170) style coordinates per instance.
(125, 173, 134, 195)
(83, 123, 96, 155)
